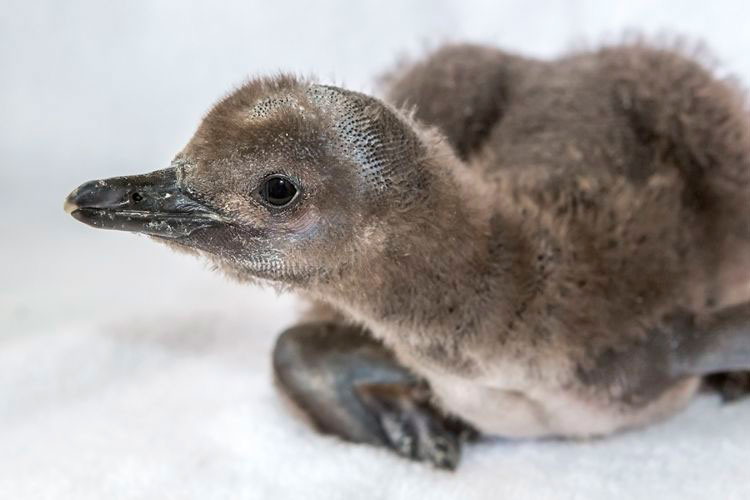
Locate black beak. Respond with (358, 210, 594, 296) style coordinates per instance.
(64, 167, 225, 239)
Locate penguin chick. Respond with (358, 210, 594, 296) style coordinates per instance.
(64, 42, 750, 469)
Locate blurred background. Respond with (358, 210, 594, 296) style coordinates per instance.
(2, 1, 750, 498)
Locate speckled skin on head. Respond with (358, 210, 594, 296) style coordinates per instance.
(65, 41, 750, 469)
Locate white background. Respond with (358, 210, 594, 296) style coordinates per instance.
(2, 1, 749, 498)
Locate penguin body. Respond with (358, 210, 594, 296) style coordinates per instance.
(65, 41, 750, 468)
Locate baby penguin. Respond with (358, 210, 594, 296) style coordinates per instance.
(65, 42, 750, 469)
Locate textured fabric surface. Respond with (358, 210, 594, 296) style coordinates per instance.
(3, 273, 749, 499)
(3, 1, 750, 498)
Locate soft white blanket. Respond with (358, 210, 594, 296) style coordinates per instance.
(3, 246, 750, 499)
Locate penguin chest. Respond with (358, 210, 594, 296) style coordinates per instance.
(423, 370, 700, 439)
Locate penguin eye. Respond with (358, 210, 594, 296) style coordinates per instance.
(259, 175, 299, 207)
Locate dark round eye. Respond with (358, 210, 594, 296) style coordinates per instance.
(260, 176, 298, 207)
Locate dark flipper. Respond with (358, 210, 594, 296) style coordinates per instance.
(272, 321, 471, 470)
(705, 371, 750, 402)
(670, 302, 750, 380)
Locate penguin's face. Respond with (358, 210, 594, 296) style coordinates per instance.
(64, 77, 427, 285)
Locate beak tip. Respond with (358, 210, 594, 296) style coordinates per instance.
(64, 189, 80, 215)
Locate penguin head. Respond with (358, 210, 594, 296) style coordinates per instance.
(64, 75, 441, 285)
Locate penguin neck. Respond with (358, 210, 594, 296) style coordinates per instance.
(318, 146, 531, 351)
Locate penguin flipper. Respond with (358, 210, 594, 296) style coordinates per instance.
(705, 371, 750, 402)
(272, 321, 472, 470)
(670, 302, 750, 379)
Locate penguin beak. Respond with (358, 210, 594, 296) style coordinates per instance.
(64, 167, 226, 239)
